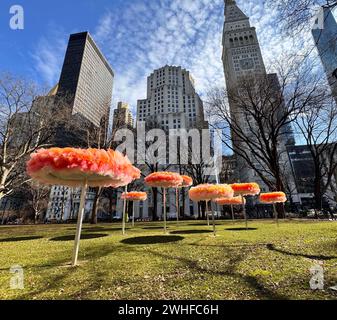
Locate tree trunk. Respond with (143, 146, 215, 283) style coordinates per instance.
(274, 171, 286, 218)
(201, 201, 206, 219)
(91, 187, 101, 224)
(314, 168, 323, 211)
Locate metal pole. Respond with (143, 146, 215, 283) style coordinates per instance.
(132, 201, 135, 227)
(242, 195, 248, 230)
(231, 204, 235, 223)
(176, 188, 179, 224)
(72, 179, 88, 266)
(273, 203, 279, 227)
(163, 188, 167, 234)
(122, 186, 127, 235)
(206, 201, 210, 226)
(211, 203, 216, 236)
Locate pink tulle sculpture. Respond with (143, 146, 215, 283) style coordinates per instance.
(27, 147, 140, 188)
(179, 175, 193, 188)
(215, 196, 245, 206)
(230, 183, 260, 196)
(259, 192, 287, 204)
(144, 172, 183, 188)
(189, 184, 234, 202)
(121, 191, 147, 202)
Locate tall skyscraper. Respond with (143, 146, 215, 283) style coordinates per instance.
(137, 65, 207, 130)
(116, 65, 209, 220)
(222, 0, 296, 193)
(57, 32, 114, 128)
(112, 102, 134, 130)
(46, 31, 114, 223)
(312, 6, 337, 104)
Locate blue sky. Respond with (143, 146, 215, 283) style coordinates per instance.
(0, 0, 324, 118)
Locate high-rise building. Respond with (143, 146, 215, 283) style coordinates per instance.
(222, 0, 296, 195)
(137, 65, 207, 130)
(115, 66, 210, 220)
(287, 144, 337, 209)
(57, 32, 114, 128)
(45, 31, 114, 223)
(312, 6, 337, 104)
(112, 102, 134, 130)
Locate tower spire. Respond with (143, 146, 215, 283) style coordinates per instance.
(224, 0, 248, 23)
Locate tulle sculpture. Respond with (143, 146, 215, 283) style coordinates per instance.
(215, 196, 245, 223)
(189, 184, 234, 235)
(145, 172, 183, 233)
(259, 192, 287, 226)
(175, 175, 193, 223)
(27, 148, 141, 266)
(121, 192, 147, 231)
(230, 183, 260, 230)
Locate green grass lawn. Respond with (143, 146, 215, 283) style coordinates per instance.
(0, 219, 337, 300)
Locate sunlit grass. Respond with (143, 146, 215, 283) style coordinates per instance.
(0, 219, 336, 300)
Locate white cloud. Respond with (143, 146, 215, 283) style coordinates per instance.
(31, 28, 67, 87)
(33, 0, 323, 118)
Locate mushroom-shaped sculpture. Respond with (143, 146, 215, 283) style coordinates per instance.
(259, 192, 287, 226)
(175, 175, 193, 223)
(121, 191, 147, 231)
(27, 148, 140, 266)
(189, 184, 234, 235)
(145, 172, 183, 233)
(230, 183, 260, 230)
(214, 196, 245, 223)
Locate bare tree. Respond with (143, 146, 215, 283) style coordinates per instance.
(295, 93, 337, 209)
(267, 0, 337, 35)
(0, 73, 72, 201)
(207, 58, 324, 215)
(26, 182, 50, 224)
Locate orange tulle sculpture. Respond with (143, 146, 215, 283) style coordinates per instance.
(121, 191, 147, 202)
(189, 184, 234, 202)
(230, 183, 260, 230)
(27, 148, 140, 188)
(189, 184, 233, 235)
(27, 147, 140, 266)
(214, 196, 245, 206)
(121, 192, 147, 229)
(180, 175, 193, 188)
(175, 175, 193, 224)
(144, 172, 183, 188)
(215, 196, 246, 223)
(259, 192, 287, 204)
(145, 172, 183, 233)
(259, 192, 287, 227)
(230, 183, 260, 196)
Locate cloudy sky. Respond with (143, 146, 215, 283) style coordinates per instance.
(0, 0, 324, 115)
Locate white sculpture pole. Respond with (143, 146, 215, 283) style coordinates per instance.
(72, 179, 88, 266)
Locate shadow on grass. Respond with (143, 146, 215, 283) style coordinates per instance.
(147, 249, 288, 300)
(225, 227, 258, 231)
(266, 243, 337, 261)
(188, 223, 222, 226)
(82, 226, 105, 231)
(49, 233, 108, 242)
(142, 226, 167, 230)
(83, 227, 129, 232)
(170, 230, 212, 235)
(121, 235, 184, 245)
(0, 235, 43, 242)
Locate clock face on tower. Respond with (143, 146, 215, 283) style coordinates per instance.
(239, 58, 254, 70)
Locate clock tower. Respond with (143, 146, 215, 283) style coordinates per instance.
(221, 0, 297, 197)
(222, 0, 268, 183)
(222, 0, 266, 89)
